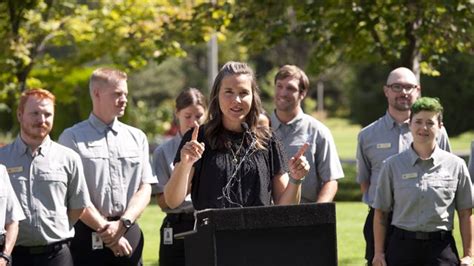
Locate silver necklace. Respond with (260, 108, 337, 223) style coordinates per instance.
(229, 137, 245, 164)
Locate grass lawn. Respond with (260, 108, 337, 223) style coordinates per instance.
(140, 202, 464, 266)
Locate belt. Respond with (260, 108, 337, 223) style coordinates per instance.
(166, 212, 195, 222)
(393, 226, 451, 240)
(15, 240, 70, 255)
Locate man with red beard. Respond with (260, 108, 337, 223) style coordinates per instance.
(0, 89, 90, 266)
(356, 67, 451, 264)
(270, 65, 344, 204)
(59, 68, 156, 266)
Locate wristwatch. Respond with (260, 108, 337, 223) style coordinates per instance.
(0, 252, 11, 265)
(120, 217, 133, 229)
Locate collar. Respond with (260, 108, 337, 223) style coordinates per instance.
(88, 113, 120, 134)
(13, 135, 52, 157)
(271, 108, 305, 129)
(383, 111, 409, 130)
(408, 144, 441, 166)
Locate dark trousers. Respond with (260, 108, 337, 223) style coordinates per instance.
(12, 241, 73, 266)
(363, 207, 393, 263)
(386, 227, 459, 266)
(71, 220, 144, 266)
(159, 213, 195, 266)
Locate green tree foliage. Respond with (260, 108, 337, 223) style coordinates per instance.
(226, 0, 473, 78)
(421, 53, 474, 136)
(0, 0, 230, 135)
(218, 0, 473, 133)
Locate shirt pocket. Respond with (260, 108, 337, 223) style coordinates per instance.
(10, 176, 28, 204)
(78, 141, 109, 159)
(426, 176, 457, 201)
(0, 186, 6, 215)
(393, 178, 420, 203)
(35, 171, 68, 214)
(117, 149, 141, 181)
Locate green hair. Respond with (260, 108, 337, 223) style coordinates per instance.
(409, 97, 444, 123)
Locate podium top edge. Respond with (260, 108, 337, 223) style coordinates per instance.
(196, 202, 335, 215)
(194, 203, 336, 230)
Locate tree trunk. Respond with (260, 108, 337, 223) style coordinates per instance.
(401, 4, 422, 82)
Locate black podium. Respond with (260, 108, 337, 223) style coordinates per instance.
(181, 203, 337, 266)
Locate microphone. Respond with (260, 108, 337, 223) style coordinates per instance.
(241, 122, 256, 150)
(241, 122, 250, 132)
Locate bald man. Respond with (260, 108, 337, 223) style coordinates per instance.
(356, 67, 451, 263)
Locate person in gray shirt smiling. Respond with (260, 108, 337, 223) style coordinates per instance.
(0, 89, 90, 266)
(270, 65, 344, 203)
(372, 97, 473, 266)
(356, 67, 451, 264)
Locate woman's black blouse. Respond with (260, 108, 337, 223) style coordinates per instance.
(174, 125, 288, 210)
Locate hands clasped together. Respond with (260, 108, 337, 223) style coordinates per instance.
(97, 220, 131, 257)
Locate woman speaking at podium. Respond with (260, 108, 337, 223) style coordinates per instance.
(164, 61, 309, 211)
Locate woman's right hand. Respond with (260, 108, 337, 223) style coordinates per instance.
(180, 122, 205, 164)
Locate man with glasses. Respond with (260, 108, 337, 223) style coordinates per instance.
(356, 67, 451, 264)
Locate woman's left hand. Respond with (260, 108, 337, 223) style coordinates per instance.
(289, 155, 310, 181)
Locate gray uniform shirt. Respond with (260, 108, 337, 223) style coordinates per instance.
(469, 140, 474, 178)
(356, 112, 451, 206)
(271, 110, 344, 203)
(373, 146, 473, 232)
(0, 136, 90, 246)
(0, 164, 25, 235)
(152, 135, 194, 214)
(59, 114, 157, 218)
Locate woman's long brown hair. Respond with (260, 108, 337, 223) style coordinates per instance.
(205, 61, 270, 150)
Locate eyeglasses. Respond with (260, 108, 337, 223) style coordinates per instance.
(386, 83, 418, 93)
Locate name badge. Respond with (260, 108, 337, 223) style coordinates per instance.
(91, 232, 103, 250)
(376, 143, 391, 149)
(87, 140, 102, 147)
(402, 172, 418, 179)
(7, 166, 23, 174)
(163, 227, 173, 245)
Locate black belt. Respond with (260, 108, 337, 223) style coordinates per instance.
(166, 212, 195, 222)
(15, 240, 70, 255)
(393, 226, 451, 240)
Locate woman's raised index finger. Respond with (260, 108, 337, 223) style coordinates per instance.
(192, 121, 199, 141)
(294, 143, 309, 160)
